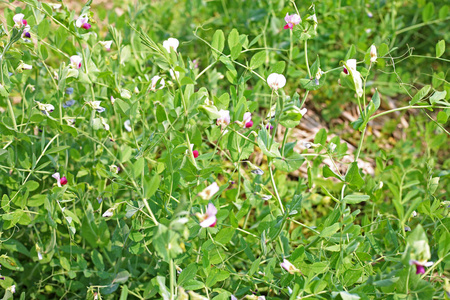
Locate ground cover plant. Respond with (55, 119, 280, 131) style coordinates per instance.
(0, 0, 449, 299)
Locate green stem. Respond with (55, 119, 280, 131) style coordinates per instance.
(170, 259, 175, 300)
(354, 126, 367, 162)
(368, 105, 445, 121)
(6, 98, 17, 131)
(269, 163, 285, 214)
(142, 198, 159, 226)
(395, 16, 450, 35)
(304, 40, 311, 78)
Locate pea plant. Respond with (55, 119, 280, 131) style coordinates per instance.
(0, 0, 449, 299)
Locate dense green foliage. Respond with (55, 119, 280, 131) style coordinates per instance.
(0, 0, 449, 299)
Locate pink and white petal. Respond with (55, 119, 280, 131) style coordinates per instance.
(206, 203, 217, 216)
(200, 216, 216, 228)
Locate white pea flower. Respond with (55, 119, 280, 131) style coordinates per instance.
(198, 182, 220, 201)
(110, 164, 119, 174)
(330, 142, 337, 152)
(120, 89, 132, 99)
(36, 101, 55, 116)
(300, 108, 307, 116)
(345, 59, 357, 72)
(343, 59, 363, 97)
(124, 120, 132, 132)
(100, 117, 109, 131)
(163, 38, 179, 53)
(169, 69, 180, 80)
(370, 45, 377, 63)
(10, 285, 15, 293)
(99, 40, 113, 51)
(17, 61, 32, 72)
(216, 109, 230, 127)
(88, 101, 106, 113)
(102, 208, 114, 218)
(267, 73, 286, 91)
(150, 75, 165, 91)
(315, 68, 323, 85)
(52, 172, 62, 187)
(49, 3, 62, 10)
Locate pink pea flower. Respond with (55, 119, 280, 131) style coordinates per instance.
(243, 112, 253, 128)
(284, 13, 301, 30)
(280, 259, 300, 274)
(199, 203, 218, 228)
(235, 112, 253, 128)
(13, 14, 27, 28)
(75, 14, 91, 30)
(69, 55, 82, 69)
(409, 260, 433, 275)
(52, 172, 68, 187)
(193, 150, 199, 158)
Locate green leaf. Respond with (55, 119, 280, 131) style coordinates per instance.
(378, 43, 389, 57)
(215, 227, 235, 245)
(344, 45, 356, 61)
(133, 157, 145, 178)
(24, 180, 39, 192)
(438, 232, 450, 259)
(323, 165, 343, 181)
(257, 128, 281, 158)
(422, 2, 435, 22)
(436, 111, 448, 124)
(273, 152, 305, 172)
(206, 269, 230, 287)
(45, 146, 70, 155)
(178, 263, 198, 286)
(314, 128, 327, 146)
(429, 90, 446, 104)
(113, 271, 130, 284)
(268, 61, 285, 74)
(92, 249, 104, 270)
(182, 280, 204, 290)
(248, 258, 261, 276)
(345, 162, 365, 190)
(436, 40, 445, 58)
(119, 286, 129, 300)
(60, 256, 71, 271)
(343, 195, 370, 204)
(144, 174, 160, 198)
(250, 51, 266, 70)
(320, 223, 340, 237)
(227, 29, 239, 48)
(211, 30, 225, 59)
(410, 85, 431, 105)
(439, 5, 449, 19)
